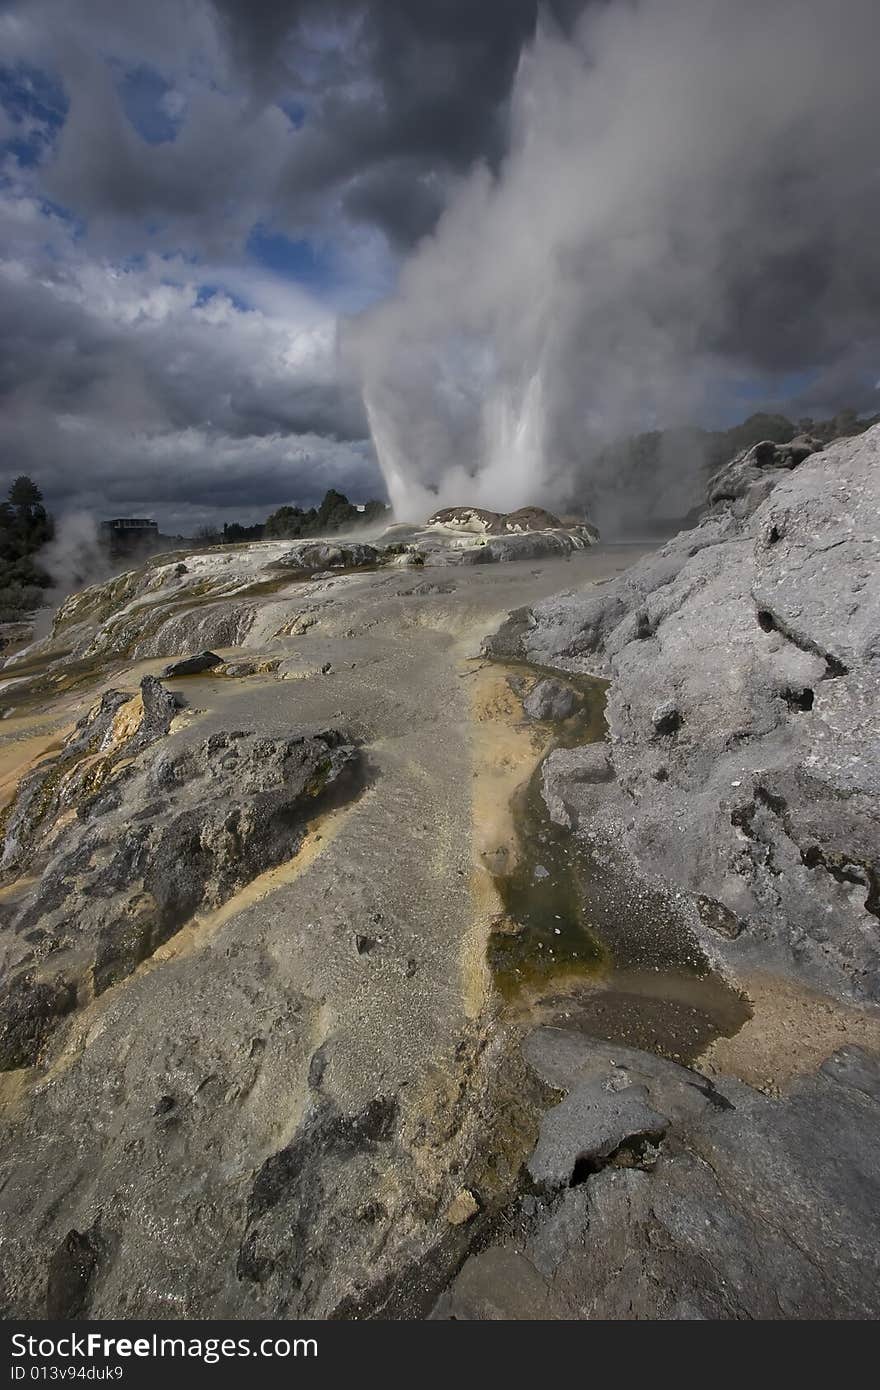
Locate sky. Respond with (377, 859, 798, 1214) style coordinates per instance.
(1, 0, 567, 532)
(1, 0, 878, 534)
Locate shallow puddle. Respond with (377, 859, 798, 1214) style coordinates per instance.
(487, 668, 750, 1064)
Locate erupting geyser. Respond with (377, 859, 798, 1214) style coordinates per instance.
(349, 0, 880, 532)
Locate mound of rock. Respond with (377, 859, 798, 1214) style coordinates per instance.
(0, 677, 360, 1066)
(426, 507, 503, 534)
(426, 504, 598, 540)
(272, 541, 380, 571)
(486, 424, 880, 1004)
(706, 434, 825, 513)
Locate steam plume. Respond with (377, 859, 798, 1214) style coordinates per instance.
(33, 513, 117, 636)
(349, 0, 880, 531)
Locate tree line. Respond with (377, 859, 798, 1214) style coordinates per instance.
(196, 489, 389, 545)
(0, 476, 54, 621)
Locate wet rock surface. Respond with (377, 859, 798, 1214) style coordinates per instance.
(486, 424, 880, 1004)
(438, 1032, 880, 1320)
(0, 972, 76, 1071)
(522, 678, 580, 722)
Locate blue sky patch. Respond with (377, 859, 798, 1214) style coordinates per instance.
(116, 64, 184, 145)
(246, 223, 337, 293)
(0, 63, 68, 167)
(278, 98, 307, 130)
(196, 283, 252, 313)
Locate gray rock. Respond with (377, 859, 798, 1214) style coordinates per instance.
(276, 542, 379, 571)
(162, 651, 222, 677)
(137, 674, 184, 742)
(0, 715, 361, 1018)
(522, 1027, 736, 1125)
(0, 972, 76, 1071)
(433, 1248, 555, 1320)
(522, 678, 580, 722)
(45, 1226, 103, 1320)
(489, 424, 880, 1003)
(540, 745, 614, 829)
(0, 679, 181, 876)
(442, 1035, 880, 1319)
(527, 1079, 669, 1189)
(462, 531, 594, 565)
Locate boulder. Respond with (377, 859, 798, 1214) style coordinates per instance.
(522, 678, 580, 722)
(540, 745, 615, 829)
(162, 651, 222, 677)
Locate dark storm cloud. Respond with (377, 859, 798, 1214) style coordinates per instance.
(0, 239, 376, 528)
(209, 0, 578, 244)
(11, 0, 584, 252)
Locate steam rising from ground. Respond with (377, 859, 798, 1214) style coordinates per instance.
(33, 513, 117, 636)
(350, 0, 880, 530)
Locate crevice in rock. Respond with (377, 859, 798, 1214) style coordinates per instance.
(684, 1075, 736, 1112)
(800, 846, 880, 923)
(45, 1225, 104, 1319)
(754, 605, 849, 677)
(568, 1131, 664, 1185)
(782, 686, 814, 712)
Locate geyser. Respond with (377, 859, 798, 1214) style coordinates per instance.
(349, 0, 880, 531)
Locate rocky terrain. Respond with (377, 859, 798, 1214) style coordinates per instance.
(0, 438, 877, 1321)
(446, 425, 880, 1318)
(488, 427, 880, 1004)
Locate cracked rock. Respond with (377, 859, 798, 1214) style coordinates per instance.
(527, 1078, 669, 1189)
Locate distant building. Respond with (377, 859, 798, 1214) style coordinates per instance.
(100, 518, 160, 553)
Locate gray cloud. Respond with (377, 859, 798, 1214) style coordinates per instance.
(0, 0, 877, 536)
(0, 235, 377, 530)
(0, 0, 572, 530)
(8, 0, 568, 252)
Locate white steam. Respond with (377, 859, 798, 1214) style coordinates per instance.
(349, 0, 880, 531)
(33, 513, 117, 636)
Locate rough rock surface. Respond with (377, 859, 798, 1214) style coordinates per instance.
(437, 1031, 880, 1320)
(0, 680, 360, 1055)
(426, 505, 582, 536)
(3, 548, 647, 1320)
(527, 1079, 668, 1188)
(540, 745, 615, 831)
(486, 425, 880, 1004)
(272, 541, 380, 571)
(163, 651, 222, 677)
(522, 678, 580, 723)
